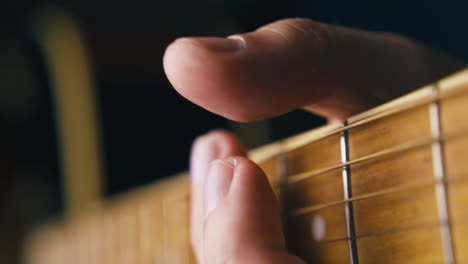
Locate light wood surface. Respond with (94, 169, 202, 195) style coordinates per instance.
(23, 69, 468, 263)
(289, 240, 351, 264)
(356, 226, 444, 264)
(289, 204, 348, 242)
(350, 146, 434, 195)
(452, 223, 468, 263)
(348, 104, 432, 159)
(287, 168, 343, 209)
(286, 133, 342, 175)
(353, 186, 440, 235)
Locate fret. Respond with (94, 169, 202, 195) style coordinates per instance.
(346, 95, 444, 263)
(356, 226, 444, 264)
(23, 69, 468, 264)
(441, 77, 468, 264)
(430, 84, 455, 264)
(283, 126, 351, 263)
(341, 122, 359, 264)
(276, 152, 287, 211)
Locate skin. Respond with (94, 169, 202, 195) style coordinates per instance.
(163, 18, 464, 263)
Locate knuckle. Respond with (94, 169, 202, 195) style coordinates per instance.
(260, 18, 332, 49)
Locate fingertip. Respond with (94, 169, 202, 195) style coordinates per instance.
(189, 130, 246, 185)
(228, 157, 277, 204)
(163, 37, 257, 121)
(203, 156, 286, 260)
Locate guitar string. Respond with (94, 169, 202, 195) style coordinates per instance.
(285, 122, 468, 184)
(260, 82, 467, 165)
(289, 175, 467, 217)
(299, 214, 468, 246)
(30, 81, 468, 259)
(309, 221, 448, 245)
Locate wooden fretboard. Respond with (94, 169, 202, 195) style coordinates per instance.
(23, 69, 468, 264)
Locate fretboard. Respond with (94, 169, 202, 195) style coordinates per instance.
(24, 69, 468, 264)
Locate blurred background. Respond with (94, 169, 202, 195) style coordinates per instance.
(0, 0, 467, 263)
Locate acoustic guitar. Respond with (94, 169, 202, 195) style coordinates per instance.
(22, 66, 468, 264)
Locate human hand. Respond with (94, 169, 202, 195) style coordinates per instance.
(163, 18, 463, 263)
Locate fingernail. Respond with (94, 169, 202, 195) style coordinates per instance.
(190, 135, 220, 185)
(204, 158, 236, 217)
(175, 37, 244, 53)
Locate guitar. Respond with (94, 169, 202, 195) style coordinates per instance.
(23, 68, 468, 263)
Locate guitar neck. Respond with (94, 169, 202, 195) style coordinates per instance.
(24, 69, 468, 264)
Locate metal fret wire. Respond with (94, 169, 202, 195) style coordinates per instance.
(340, 122, 359, 264)
(277, 151, 288, 223)
(430, 85, 455, 264)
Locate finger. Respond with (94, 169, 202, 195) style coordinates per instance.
(163, 18, 463, 121)
(189, 130, 246, 261)
(202, 156, 304, 264)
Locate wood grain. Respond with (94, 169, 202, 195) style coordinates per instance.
(448, 179, 468, 223)
(163, 193, 192, 264)
(353, 186, 440, 236)
(440, 92, 468, 134)
(350, 146, 433, 196)
(286, 168, 343, 209)
(452, 223, 468, 263)
(356, 226, 444, 264)
(443, 129, 468, 179)
(288, 204, 348, 243)
(448, 179, 468, 263)
(138, 200, 163, 264)
(23, 69, 468, 264)
(286, 134, 341, 176)
(348, 105, 432, 160)
(288, 240, 351, 264)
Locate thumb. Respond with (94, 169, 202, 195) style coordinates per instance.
(201, 157, 304, 264)
(164, 18, 463, 121)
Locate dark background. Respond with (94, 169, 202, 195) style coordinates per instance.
(0, 0, 467, 263)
